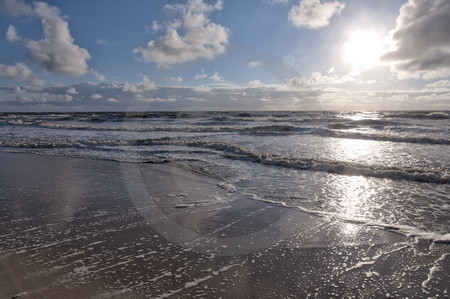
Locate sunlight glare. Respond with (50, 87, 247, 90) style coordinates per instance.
(343, 31, 384, 70)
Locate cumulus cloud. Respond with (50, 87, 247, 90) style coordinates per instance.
(146, 21, 161, 33)
(0, 0, 33, 17)
(0, 62, 38, 83)
(310, 72, 341, 84)
(66, 87, 78, 94)
(13, 86, 24, 94)
(288, 0, 345, 29)
(25, 2, 90, 75)
(248, 60, 262, 68)
(122, 76, 157, 93)
(194, 69, 208, 80)
(381, 0, 450, 79)
(286, 76, 310, 87)
(89, 93, 103, 99)
(286, 71, 358, 87)
(89, 69, 105, 81)
(209, 71, 224, 82)
(133, 0, 229, 67)
(248, 79, 263, 86)
(6, 25, 22, 43)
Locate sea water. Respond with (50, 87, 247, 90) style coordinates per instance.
(0, 110, 449, 242)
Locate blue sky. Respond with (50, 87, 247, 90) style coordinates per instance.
(0, 0, 449, 111)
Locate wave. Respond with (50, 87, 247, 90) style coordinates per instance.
(123, 138, 450, 184)
(3, 119, 448, 145)
(328, 118, 399, 129)
(386, 111, 450, 120)
(90, 138, 450, 184)
(1, 136, 449, 184)
(319, 129, 450, 145)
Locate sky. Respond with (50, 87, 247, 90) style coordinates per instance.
(0, 0, 449, 111)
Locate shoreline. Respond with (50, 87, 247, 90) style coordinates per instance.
(0, 152, 448, 298)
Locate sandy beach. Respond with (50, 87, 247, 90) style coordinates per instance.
(0, 152, 448, 298)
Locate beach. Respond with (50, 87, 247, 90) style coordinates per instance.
(0, 152, 448, 298)
(1, 0, 449, 296)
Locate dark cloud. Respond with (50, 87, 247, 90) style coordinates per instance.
(381, 0, 450, 79)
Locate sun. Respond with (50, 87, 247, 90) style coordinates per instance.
(343, 31, 384, 70)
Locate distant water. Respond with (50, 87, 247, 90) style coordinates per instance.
(0, 111, 449, 242)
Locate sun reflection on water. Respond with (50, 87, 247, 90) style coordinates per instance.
(328, 136, 382, 237)
(333, 138, 379, 163)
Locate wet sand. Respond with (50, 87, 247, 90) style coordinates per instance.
(0, 152, 448, 298)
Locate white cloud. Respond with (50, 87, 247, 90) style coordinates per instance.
(195, 69, 208, 80)
(286, 71, 359, 87)
(168, 76, 183, 82)
(66, 87, 78, 94)
(2, 81, 450, 110)
(341, 74, 356, 82)
(381, 0, 450, 79)
(122, 76, 157, 93)
(13, 86, 24, 94)
(195, 73, 208, 80)
(96, 38, 109, 45)
(248, 60, 262, 68)
(89, 69, 105, 81)
(152, 21, 161, 32)
(89, 93, 103, 99)
(145, 21, 162, 34)
(415, 92, 450, 102)
(266, 0, 290, 5)
(6, 25, 22, 43)
(327, 66, 335, 74)
(209, 71, 224, 82)
(133, 0, 229, 67)
(0, 62, 34, 82)
(310, 71, 342, 84)
(64, 94, 73, 102)
(248, 79, 263, 86)
(192, 85, 212, 92)
(0, 0, 33, 17)
(288, 0, 345, 29)
(26, 2, 90, 75)
(286, 76, 310, 87)
(136, 95, 177, 103)
(426, 80, 450, 88)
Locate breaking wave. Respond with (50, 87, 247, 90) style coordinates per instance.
(2, 137, 448, 184)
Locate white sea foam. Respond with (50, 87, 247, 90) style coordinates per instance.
(422, 253, 449, 289)
(1, 111, 449, 241)
(249, 194, 450, 243)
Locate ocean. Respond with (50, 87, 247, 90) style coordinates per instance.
(0, 110, 449, 243)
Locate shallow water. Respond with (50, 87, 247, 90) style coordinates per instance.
(0, 111, 449, 242)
